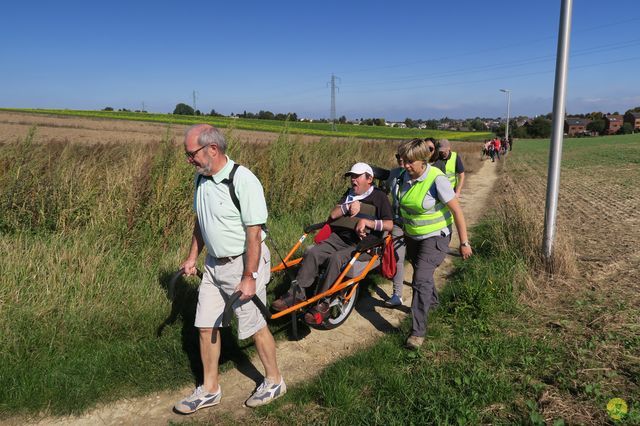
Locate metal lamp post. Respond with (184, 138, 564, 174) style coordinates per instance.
(500, 89, 512, 141)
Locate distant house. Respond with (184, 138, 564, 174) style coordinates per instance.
(564, 117, 590, 136)
(624, 111, 640, 131)
(604, 114, 624, 134)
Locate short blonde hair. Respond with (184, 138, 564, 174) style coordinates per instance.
(399, 138, 434, 163)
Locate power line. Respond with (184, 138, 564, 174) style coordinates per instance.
(333, 16, 640, 77)
(339, 37, 640, 89)
(341, 56, 640, 95)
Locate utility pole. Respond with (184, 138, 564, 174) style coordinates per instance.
(543, 0, 573, 262)
(142, 101, 145, 112)
(192, 90, 198, 115)
(499, 89, 511, 141)
(327, 74, 340, 131)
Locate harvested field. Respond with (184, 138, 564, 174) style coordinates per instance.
(500, 135, 640, 423)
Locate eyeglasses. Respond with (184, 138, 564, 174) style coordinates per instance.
(185, 144, 208, 160)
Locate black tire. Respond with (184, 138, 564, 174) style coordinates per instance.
(310, 284, 360, 330)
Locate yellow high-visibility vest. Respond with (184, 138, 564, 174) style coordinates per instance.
(399, 166, 453, 237)
(444, 151, 458, 188)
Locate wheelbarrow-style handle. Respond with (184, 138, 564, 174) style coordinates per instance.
(168, 268, 203, 301)
(304, 222, 327, 234)
(222, 291, 271, 327)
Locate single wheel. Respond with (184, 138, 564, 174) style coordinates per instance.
(310, 284, 360, 330)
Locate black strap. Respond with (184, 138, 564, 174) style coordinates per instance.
(196, 163, 242, 213)
(221, 163, 241, 213)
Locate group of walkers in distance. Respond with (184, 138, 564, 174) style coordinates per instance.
(174, 124, 473, 414)
(482, 136, 513, 162)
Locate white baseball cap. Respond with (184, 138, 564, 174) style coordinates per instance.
(344, 162, 373, 177)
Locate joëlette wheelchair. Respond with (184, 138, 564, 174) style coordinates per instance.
(168, 166, 394, 340)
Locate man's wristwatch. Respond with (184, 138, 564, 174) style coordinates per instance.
(460, 241, 471, 248)
(243, 272, 259, 280)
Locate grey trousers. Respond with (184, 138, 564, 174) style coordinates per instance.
(406, 234, 450, 337)
(295, 232, 355, 295)
(391, 224, 406, 297)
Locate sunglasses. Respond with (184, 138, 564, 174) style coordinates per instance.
(185, 144, 208, 160)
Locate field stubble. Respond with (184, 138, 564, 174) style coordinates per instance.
(499, 136, 640, 423)
(0, 113, 484, 418)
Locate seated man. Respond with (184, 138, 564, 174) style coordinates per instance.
(272, 162, 393, 321)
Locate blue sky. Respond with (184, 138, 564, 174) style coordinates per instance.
(1, 1, 639, 120)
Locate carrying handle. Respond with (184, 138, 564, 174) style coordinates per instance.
(303, 222, 327, 234)
(168, 268, 202, 301)
(222, 291, 271, 327)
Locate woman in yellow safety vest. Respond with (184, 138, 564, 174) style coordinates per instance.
(397, 138, 473, 350)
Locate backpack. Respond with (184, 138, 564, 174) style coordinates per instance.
(196, 163, 241, 212)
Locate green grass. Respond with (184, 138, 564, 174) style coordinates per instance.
(2, 129, 638, 422)
(244, 134, 640, 425)
(0, 107, 492, 141)
(252, 220, 571, 425)
(514, 133, 640, 167)
(0, 126, 402, 417)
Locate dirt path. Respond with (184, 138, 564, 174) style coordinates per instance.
(19, 159, 499, 426)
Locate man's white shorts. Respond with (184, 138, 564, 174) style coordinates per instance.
(194, 242, 270, 339)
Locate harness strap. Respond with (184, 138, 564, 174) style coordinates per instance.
(220, 163, 241, 212)
(196, 163, 241, 213)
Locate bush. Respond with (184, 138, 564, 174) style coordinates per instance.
(173, 103, 194, 115)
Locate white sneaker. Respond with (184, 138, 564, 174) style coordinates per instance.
(174, 385, 221, 414)
(245, 377, 287, 408)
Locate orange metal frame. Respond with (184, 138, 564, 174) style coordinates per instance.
(269, 232, 391, 320)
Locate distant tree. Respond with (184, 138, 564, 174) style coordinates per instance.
(209, 109, 223, 117)
(257, 110, 275, 120)
(512, 125, 529, 138)
(424, 119, 439, 130)
(470, 118, 487, 131)
(404, 118, 415, 128)
(338, 115, 347, 124)
(102, 107, 114, 111)
(617, 122, 634, 135)
(173, 103, 194, 115)
(587, 111, 604, 121)
(195, 110, 201, 116)
(586, 119, 605, 134)
(374, 118, 386, 126)
(526, 116, 552, 138)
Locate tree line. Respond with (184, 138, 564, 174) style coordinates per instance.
(102, 104, 639, 138)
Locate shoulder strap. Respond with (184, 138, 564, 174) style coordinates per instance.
(221, 163, 241, 213)
(196, 164, 242, 213)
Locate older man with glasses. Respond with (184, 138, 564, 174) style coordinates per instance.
(175, 124, 285, 413)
